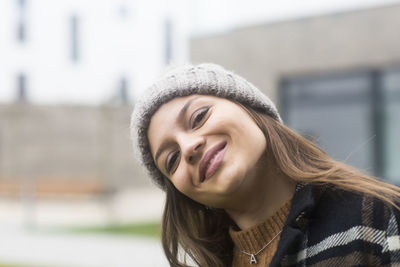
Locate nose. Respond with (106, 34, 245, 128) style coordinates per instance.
(178, 134, 205, 164)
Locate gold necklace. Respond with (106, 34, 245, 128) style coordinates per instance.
(239, 229, 282, 264)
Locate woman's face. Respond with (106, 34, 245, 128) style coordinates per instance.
(147, 95, 267, 208)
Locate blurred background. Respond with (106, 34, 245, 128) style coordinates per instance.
(1, 0, 400, 266)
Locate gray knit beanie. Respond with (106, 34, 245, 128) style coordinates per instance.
(130, 63, 282, 190)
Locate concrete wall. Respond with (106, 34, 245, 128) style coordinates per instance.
(0, 103, 149, 193)
(190, 3, 400, 105)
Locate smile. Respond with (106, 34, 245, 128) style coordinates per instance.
(199, 141, 227, 183)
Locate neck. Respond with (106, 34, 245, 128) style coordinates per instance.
(225, 165, 296, 230)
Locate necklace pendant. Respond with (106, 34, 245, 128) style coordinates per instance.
(250, 254, 257, 264)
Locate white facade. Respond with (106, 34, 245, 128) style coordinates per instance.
(0, 0, 190, 105)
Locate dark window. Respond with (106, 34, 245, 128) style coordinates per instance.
(70, 15, 79, 62)
(164, 18, 172, 65)
(281, 72, 377, 177)
(281, 69, 400, 184)
(382, 69, 400, 184)
(17, 0, 27, 42)
(119, 76, 129, 104)
(118, 5, 129, 18)
(17, 73, 27, 102)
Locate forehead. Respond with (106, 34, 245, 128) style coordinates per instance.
(153, 95, 192, 120)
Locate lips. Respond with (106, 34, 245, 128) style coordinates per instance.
(199, 141, 227, 183)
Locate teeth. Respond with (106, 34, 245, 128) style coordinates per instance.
(207, 154, 217, 170)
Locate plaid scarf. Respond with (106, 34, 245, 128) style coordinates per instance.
(269, 183, 400, 266)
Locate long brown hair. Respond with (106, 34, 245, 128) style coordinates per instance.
(160, 104, 400, 267)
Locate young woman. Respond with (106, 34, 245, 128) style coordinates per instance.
(131, 63, 400, 267)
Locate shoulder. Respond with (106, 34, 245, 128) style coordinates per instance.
(310, 184, 397, 232)
(308, 184, 400, 264)
(275, 183, 400, 267)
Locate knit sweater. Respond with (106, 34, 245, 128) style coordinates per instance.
(230, 200, 292, 266)
(269, 183, 400, 266)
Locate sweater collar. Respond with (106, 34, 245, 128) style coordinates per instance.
(229, 199, 292, 253)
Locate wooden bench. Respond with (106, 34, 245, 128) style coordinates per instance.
(0, 180, 112, 198)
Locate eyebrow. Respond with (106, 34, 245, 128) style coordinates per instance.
(154, 96, 201, 164)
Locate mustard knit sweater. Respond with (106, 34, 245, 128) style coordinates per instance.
(229, 200, 292, 266)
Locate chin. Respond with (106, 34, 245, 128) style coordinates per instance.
(214, 167, 247, 195)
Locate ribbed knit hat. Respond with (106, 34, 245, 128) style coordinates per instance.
(131, 63, 282, 189)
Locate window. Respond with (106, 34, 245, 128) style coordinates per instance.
(164, 18, 173, 65)
(70, 15, 79, 62)
(17, 0, 27, 42)
(119, 76, 129, 104)
(17, 73, 27, 102)
(281, 71, 379, 178)
(383, 69, 400, 184)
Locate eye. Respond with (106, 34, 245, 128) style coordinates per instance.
(166, 150, 180, 174)
(191, 107, 210, 129)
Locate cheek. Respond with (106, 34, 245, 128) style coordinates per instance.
(219, 115, 265, 147)
(169, 168, 193, 194)
(245, 129, 266, 161)
(210, 117, 241, 137)
(227, 121, 266, 165)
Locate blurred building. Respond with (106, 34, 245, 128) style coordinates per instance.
(1, 2, 399, 199)
(0, 0, 189, 104)
(0, 0, 189, 197)
(0, 102, 151, 197)
(191, 3, 400, 184)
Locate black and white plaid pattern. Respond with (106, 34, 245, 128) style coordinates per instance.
(269, 184, 400, 267)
